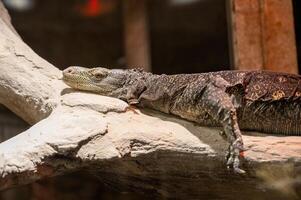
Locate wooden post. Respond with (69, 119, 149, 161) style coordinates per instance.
(123, 0, 151, 71)
(227, 0, 298, 73)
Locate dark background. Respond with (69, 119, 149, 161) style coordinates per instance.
(6, 0, 230, 74)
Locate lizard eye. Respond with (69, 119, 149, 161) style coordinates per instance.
(93, 73, 106, 80)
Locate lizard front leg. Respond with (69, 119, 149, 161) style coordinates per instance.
(111, 79, 146, 105)
(199, 80, 245, 174)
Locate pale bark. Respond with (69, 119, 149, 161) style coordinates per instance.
(0, 2, 300, 198)
(0, 1, 19, 37)
(0, 2, 64, 124)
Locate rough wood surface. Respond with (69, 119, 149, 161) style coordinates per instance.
(0, 3, 301, 199)
(228, 0, 298, 73)
(228, 0, 264, 70)
(0, 5, 64, 124)
(261, 0, 298, 73)
(0, 1, 19, 37)
(123, 0, 151, 71)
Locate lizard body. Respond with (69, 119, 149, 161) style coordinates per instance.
(63, 67, 301, 173)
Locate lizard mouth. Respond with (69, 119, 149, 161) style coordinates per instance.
(62, 68, 116, 94)
(63, 72, 87, 89)
(62, 67, 96, 91)
(63, 74, 102, 92)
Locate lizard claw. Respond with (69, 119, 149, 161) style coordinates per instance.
(233, 166, 246, 174)
(125, 105, 139, 114)
(226, 139, 246, 174)
(128, 99, 139, 105)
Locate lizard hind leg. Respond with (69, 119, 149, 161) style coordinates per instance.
(199, 80, 246, 174)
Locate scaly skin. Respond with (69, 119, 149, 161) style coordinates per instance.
(62, 66, 301, 173)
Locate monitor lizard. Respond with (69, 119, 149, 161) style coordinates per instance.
(62, 66, 301, 174)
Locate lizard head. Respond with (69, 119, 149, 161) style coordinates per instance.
(63, 66, 127, 94)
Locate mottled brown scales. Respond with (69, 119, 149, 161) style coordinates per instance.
(62, 67, 301, 174)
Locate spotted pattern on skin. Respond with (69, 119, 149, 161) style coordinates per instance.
(295, 91, 301, 97)
(277, 76, 287, 83)
(272, 90, 286, 100)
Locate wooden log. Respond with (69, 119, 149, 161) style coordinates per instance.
(123, 0, 151, 71)
(228, 0, 298, 73)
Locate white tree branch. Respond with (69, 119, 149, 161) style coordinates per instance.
(0, 1, 19, 37)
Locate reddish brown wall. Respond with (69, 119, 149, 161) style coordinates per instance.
(228, 0, 298, 73)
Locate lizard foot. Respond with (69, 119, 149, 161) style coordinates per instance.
(125, 105, 139, 114)
(226, 139, 246, 174)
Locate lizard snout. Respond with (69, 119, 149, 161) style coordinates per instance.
(63, 67, 76, 75)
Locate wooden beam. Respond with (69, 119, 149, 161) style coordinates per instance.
(123, 0, 151, 71)
(228, 0, 298, 73)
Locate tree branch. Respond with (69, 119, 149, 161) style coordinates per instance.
(0, 11, 64, 124)
(0, 1, 19, 37)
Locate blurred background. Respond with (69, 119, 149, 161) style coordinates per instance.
(2, 0, 231, 74)
(0, 0, 300, 199)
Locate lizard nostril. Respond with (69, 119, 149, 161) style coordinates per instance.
(64, 68, 73, 74)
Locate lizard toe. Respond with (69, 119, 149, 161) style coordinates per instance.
(226, 142, 246, 174)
